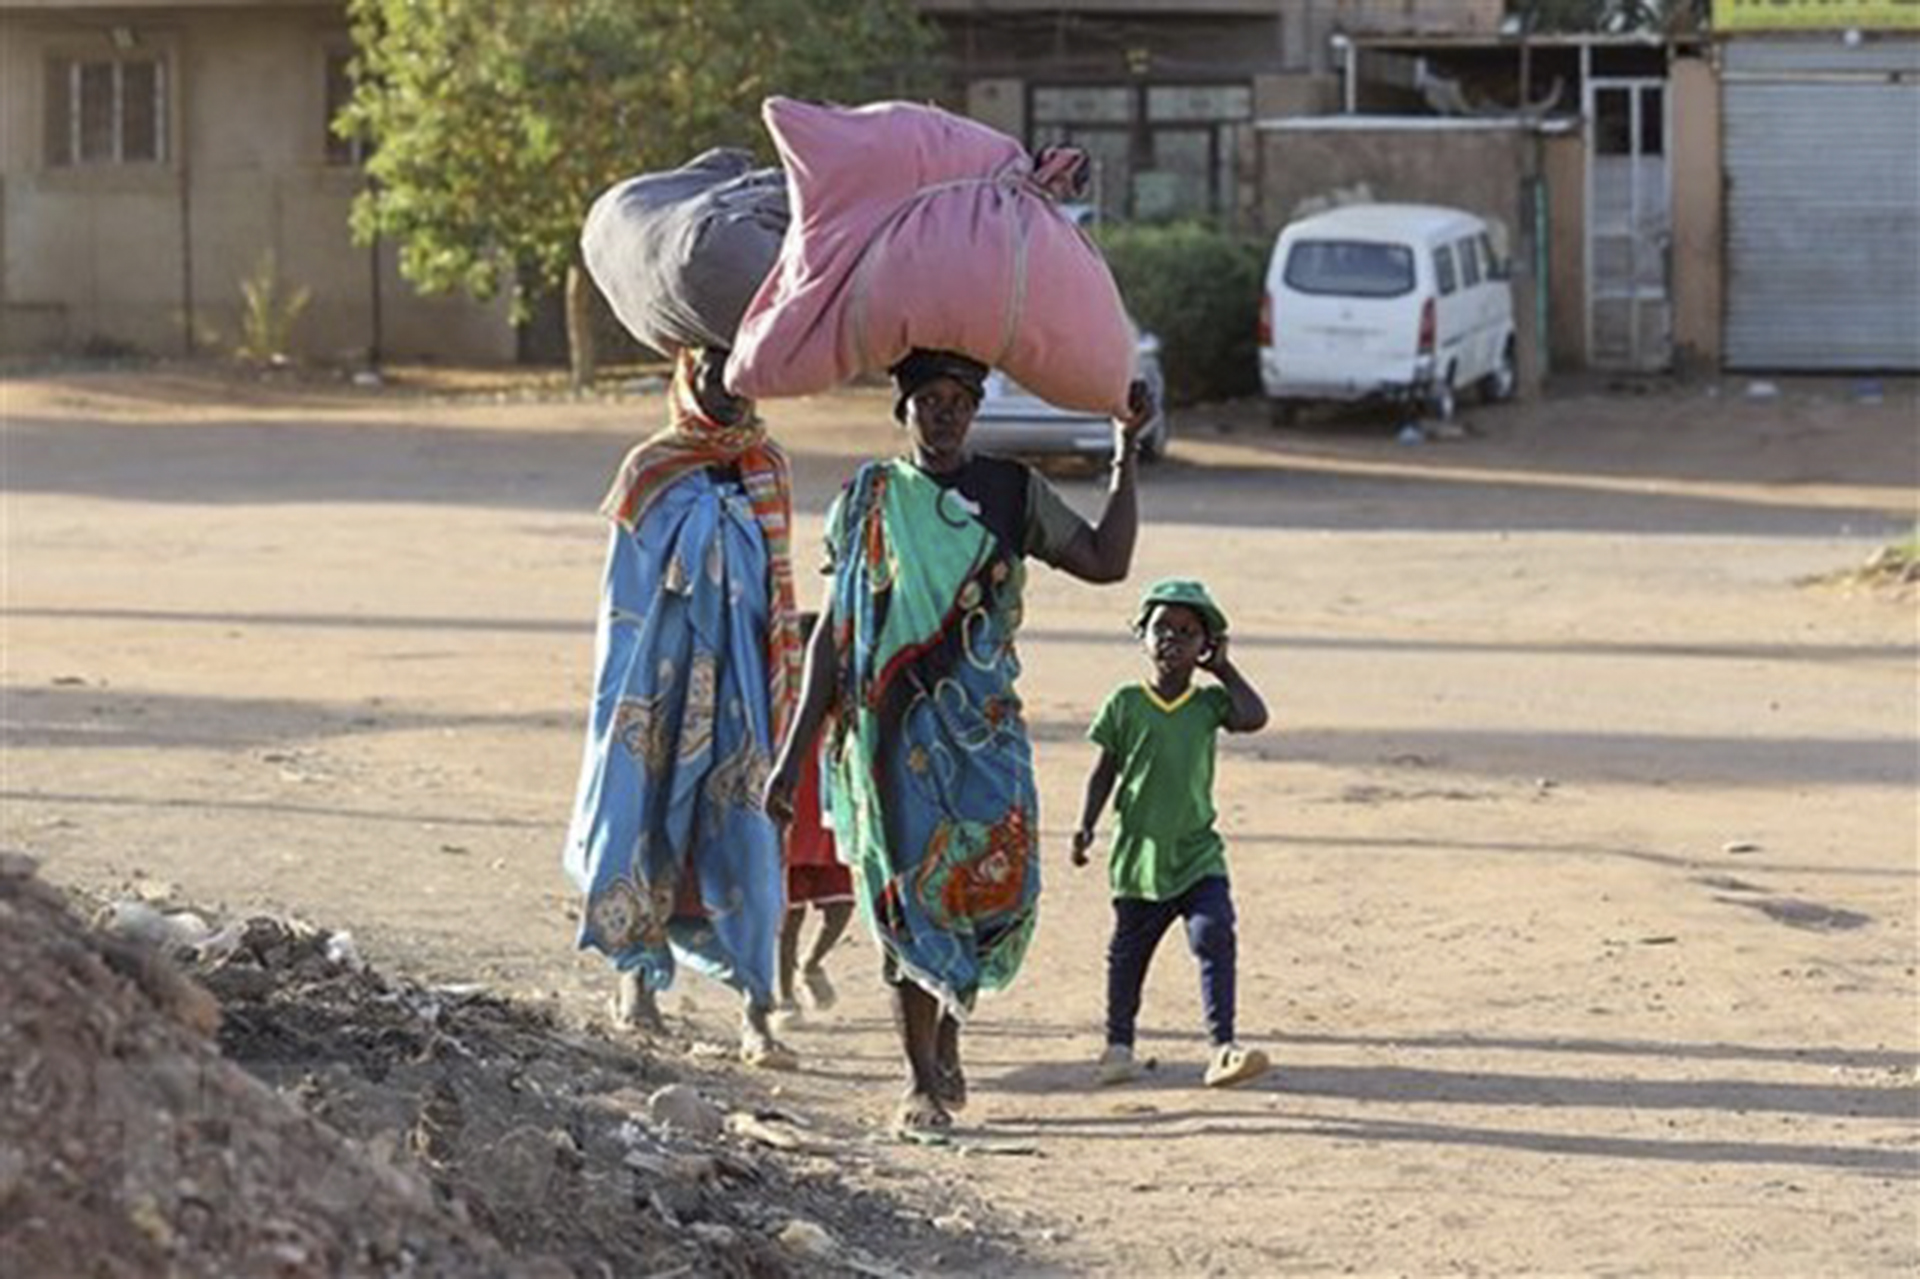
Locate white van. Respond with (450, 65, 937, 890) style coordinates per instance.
(1259, 203, 1517, 421)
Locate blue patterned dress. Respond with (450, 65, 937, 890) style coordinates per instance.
(562, 469, 783, 1007)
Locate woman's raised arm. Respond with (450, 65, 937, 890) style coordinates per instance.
(1052, 379, 1156, 585)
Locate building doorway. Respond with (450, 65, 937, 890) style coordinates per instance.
(1584, 76, 1672, 371)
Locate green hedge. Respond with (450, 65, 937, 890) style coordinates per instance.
(1095, 221, 1267, 406)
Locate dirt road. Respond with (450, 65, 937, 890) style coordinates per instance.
(4, 367, 1915, 1274)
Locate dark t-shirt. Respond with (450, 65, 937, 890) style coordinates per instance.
(823, 454, 1084, 573)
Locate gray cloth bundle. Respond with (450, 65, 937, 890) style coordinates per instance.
(581, 148, 789, 353)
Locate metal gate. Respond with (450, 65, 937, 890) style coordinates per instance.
(1723, 39, 1920, 370)
(1585, 76, 1672, 371)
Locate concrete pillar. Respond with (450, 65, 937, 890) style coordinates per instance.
(1668, 55, 1723, 373)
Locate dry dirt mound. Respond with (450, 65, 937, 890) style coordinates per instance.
(0, 852, 515, 1276)
(1, 856, 1007, 1277)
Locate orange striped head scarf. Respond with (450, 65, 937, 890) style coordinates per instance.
(598, 350, 802, 743)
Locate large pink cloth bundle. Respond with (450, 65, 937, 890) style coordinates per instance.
(725, 98, 1136, 415)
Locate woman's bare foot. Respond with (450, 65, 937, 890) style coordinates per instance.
(740, 1003, 800, 1071)
(610, 970, 665, 1033)
(890, 1088, 952, 1142)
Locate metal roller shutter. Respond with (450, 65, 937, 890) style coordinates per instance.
(1723, 38, 1920, 370)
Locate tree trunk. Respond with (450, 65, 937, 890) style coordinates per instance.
(565, 262, 597, 390)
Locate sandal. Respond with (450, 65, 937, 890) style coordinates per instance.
(1203, 1043, 1271, 1088)
(740, 1031, 801, 1072)
(890, 1093, 953, 1144)
(609, 972, 666, 1033)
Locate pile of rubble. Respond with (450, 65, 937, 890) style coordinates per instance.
(1, 854, 1008, 1276)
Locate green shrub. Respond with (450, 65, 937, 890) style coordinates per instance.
(234, 251, 311, 366)
(1095, 221, 1266, 406)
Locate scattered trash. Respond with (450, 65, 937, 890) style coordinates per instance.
(97, 901, 215, 953)
(96, 901, 169, 946)
(624, 375, 668, 395)
(1744, 380, 1780, 401)
(1852, 378, 1885, 404)
(1723, 840, 1761, 854)
(350, 369, 384, 389)
(726, 1111, 809, 1151)
(11, 867, 976, 1277)
(1638, 935, 1679, 946)
(1396, 423, 1426, 445)
(323, 930, 365, 972)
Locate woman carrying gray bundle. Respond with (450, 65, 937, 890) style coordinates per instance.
(563, 153, 801, 1066)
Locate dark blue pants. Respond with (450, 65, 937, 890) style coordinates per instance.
(1105, 875, 1237, 1049)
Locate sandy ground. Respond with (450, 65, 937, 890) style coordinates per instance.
(3, 365, 1916, 1275)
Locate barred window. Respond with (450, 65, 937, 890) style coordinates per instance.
(45, 56, 167, 166)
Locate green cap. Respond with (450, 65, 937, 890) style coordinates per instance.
(1134, 578, 1228, 638)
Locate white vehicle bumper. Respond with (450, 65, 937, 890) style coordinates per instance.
(1261, 350, 1434, 404)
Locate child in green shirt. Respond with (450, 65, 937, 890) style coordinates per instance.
(1072, 578, 1272, 1088)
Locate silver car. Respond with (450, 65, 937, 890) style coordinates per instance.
(970, 331, 1171, 462)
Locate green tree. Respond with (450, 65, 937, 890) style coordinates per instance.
(337, 0, 935, 384)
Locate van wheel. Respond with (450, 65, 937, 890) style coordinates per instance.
(1479, 339, 1517, 404)
(1267, 399, 1298, 426)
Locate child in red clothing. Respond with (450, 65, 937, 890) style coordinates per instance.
(776, 612, 855, 1021)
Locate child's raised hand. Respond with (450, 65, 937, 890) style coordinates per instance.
(1070, 827, 1096, 867)
(1198, 634, 1231, 675)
